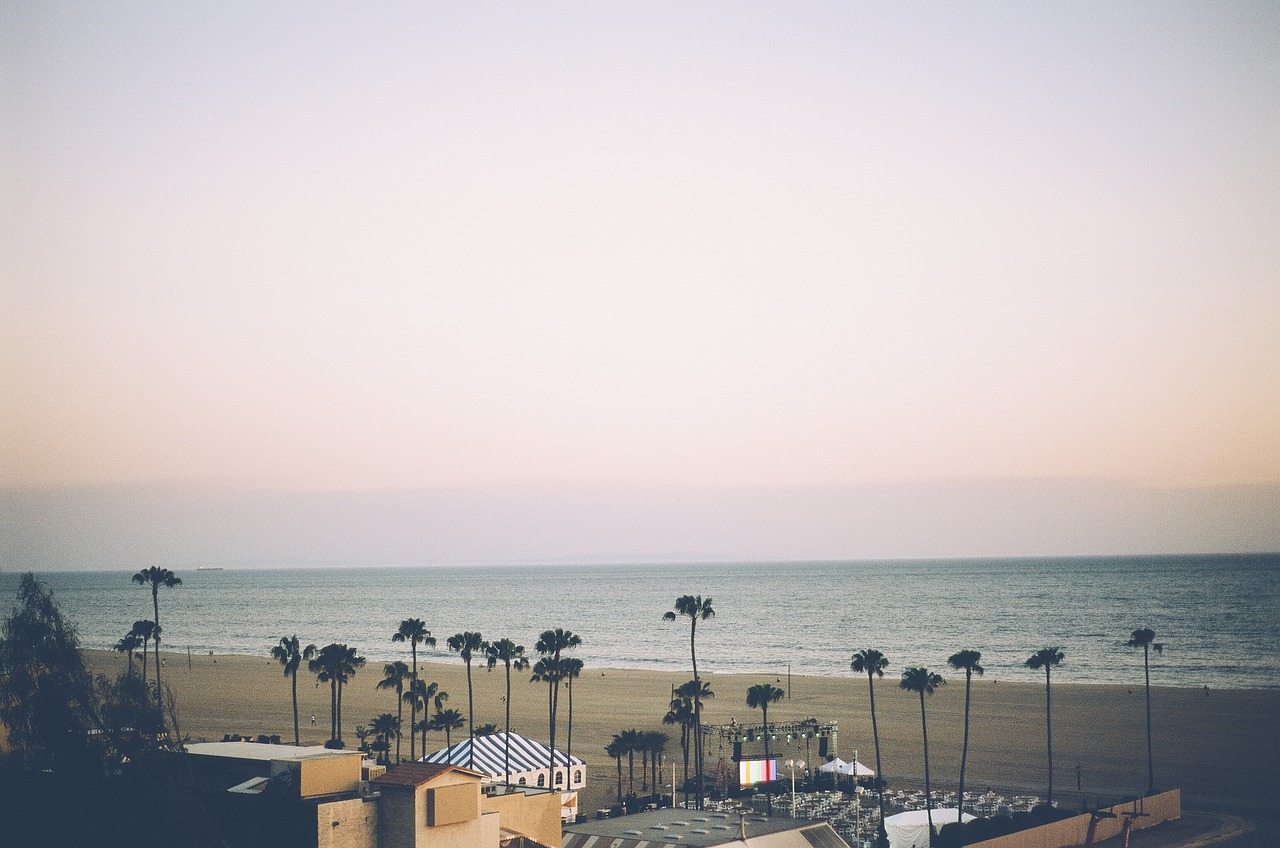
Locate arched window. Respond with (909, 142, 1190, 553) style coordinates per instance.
(554, 769, 564, 785)
(518, 777, 527, 785)
(537, 773, 545, 787)
(574, 770, 582, 784)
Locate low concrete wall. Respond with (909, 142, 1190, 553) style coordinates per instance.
(968, 789, 1180, 848)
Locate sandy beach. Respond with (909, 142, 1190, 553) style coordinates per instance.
(85, 650, 1279, 817)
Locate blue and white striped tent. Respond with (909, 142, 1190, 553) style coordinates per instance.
(423, 732, 586, 791)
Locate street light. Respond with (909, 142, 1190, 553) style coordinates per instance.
(785, 758, 806, 818)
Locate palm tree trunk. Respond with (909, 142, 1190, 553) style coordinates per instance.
(396, 686, 404, 763)
(628, 750, 635, 795)
(567, 676, 575, 766)
(291, 669, 301, 746)
(330, 679, 338, 742)
(682, 723, 690, 808)
(504, 661, 513, 784)
(465, 660, 475, 769)
(152, 586, 162, 699)
(337, 679, 345, 745)
(409, 643, 418, 761)
(958, 670, 971, 823)
(1045, 668, 1054, 804)
(921, 691, 934, 844)
(763, 703, 772, 816)
(869, 672, 887, 845)
(691, 621, 703, 810)
(1144, 645, 1153, 795)
(616, 753, 623, 803)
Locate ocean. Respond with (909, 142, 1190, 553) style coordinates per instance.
(4, 554, 1277, 689)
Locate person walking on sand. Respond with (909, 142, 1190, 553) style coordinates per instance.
(310, 714, 316, 726)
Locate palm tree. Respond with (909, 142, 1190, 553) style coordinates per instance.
(746, 683, 784, 814)
(664, 594, 715, 809)
(606, 736, 626, 802)
(115, 631, 143, 675)
(475, 723, 499, 736)
(433, 707, 465, 760)
(619, 728, 643, 795)
(272, 635, 318, 746)
(447, 631, 487, 769)
(405, 679, 448, 759)
(1126, 628, 1164, 796)
(132, 620, 156, 685)
(354, 724, 372, 752)
(562, 656, 584, 765)
(371, 712, 400, 765)
(393, 618, 435, 761)
(535, 628, 581, 780)
(310, 643, 343, 743)
(663, 695, 695, 805)
(900, 667, 945, 844)
(335, 644, 366, 747)
(851, 648, 890, 847)
(377, 660, 411, 762)
(486, 637, 529, 784)
(1026, 647, 1065, 804)
(645, 730, 668, 800)
(131, 566, 181, 700)
(947, 649, 984, 822)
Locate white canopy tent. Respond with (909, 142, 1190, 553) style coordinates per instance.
(884, 809, 975, 848)
(839, 760, 876, 777)
(817, 758, 849, 774)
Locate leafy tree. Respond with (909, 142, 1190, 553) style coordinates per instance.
(664, 595, 714, 808)
(746, 683, 784, 814)
(900, 667, 945, 843)
(405, 678, 448, 759)
(619, 728, 642, 795)
(852, 648, 891, 848)
(946, 649, 984, 822)
(131, 567, 181, 704)
(271, 635, 317, 746)
(606, 736, 626, 802)
(486, 637, 529, 783)
(132, 619, 156, 685)
(447, 631, 488, 768)
(1126, 628, 1164, 795)
(392, 618, 435, 761)
(1026, 647, 1065, 804)
(309, 643, 365, 746)
(644, 730, 668, 799)
(354, 725, 372, 751)
(0, 573, 98, 770)
(376, 660, 411, 762)
(535, 628, 581, 779)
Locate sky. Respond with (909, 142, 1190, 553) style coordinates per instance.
(3, 2, 1279, 568)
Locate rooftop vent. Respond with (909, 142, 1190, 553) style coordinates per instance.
(623, 830, 643, 836)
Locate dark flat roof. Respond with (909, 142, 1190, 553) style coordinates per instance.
(564, 809, 844, 848)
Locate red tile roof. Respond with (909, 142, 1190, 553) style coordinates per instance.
(371, 762, 483, 788)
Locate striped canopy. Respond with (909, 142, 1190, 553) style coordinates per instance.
(423, 731, 585, 777)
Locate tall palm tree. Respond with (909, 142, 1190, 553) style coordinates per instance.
(393, 618, 435, 761)
(310, 643, 343, 742)
(535, 628, 581, 780)
(530, 657, 561, 780)
(664, 594, 715, 809)
(447, 631, 488, 769)
(335, 644, 365, 747)
(1026, 646, 1065, 804)
(946, 649, 984, 822)
(619, 728, 643, 795)
(900, 667, 945, 843)
(663, 695, 695, 806)
(645, 730, 669, 800)
(131, 566, 181, 701)
(746, 683, 784, 814)
(606, 736, 626, 803)
(851, 648, 890, 847)
(272, 635, 317, 746)
(433, 707, 465, 760)
(115, 630, 143, 675)
(1126, 628, 1164, 796)
(377, 660, 411, 762)
(132, 619, 156, 685)
(562, 656, 584, 765)
(486, 637, 529, 784)
(370, 712, 400, 765)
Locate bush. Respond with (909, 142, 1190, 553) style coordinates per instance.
(935, 821, 967, 848)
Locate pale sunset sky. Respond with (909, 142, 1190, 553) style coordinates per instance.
(3, 2, 1278, 568)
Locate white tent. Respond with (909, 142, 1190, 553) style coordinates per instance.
(838, 759, 875, 777)
(817, 758, 849, 774)
(884, 809, 974, 848)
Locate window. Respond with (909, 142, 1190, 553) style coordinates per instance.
(537, 774, 545, 787)
(574, 770, 582, 784)
(554, 770, 564, 785)
(518, 777, 527, 785)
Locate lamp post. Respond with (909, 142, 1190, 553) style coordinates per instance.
(785, 758, 806, 818)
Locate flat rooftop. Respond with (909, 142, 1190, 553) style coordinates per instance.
(185, 740, 360, 762)
(564, 809, 848, 848)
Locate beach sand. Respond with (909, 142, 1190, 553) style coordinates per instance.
(85, 650, 1279, 816)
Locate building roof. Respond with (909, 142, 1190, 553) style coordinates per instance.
(423, 732, 585, 776)
(185, 740, 359, 763)
(563, 809, 849, 848)
(372, 761, 485, 789)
